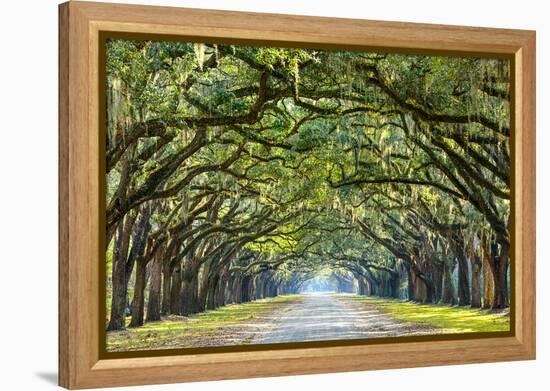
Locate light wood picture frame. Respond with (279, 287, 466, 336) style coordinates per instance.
(59, 1, 536, 389)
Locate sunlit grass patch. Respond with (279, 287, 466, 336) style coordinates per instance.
(350, 296, 510, 333)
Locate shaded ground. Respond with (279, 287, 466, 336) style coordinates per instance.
(106, 295, 303, 352)
(107, 293, 510, 352)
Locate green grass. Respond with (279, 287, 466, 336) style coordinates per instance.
(106, 294, 302, 352)
(351, 296, 510, 333)
(107, 293, 509, 352)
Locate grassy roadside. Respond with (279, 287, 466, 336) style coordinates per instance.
(106, 294, 302, 352)
(350, 295, 510, 333)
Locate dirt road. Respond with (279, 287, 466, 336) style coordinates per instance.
(253, 292, 439, 344)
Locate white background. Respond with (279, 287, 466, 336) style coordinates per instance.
(0, 0, 546, 389)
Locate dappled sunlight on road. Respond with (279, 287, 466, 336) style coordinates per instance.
(253, 292, 439, 344)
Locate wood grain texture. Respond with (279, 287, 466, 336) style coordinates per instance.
(58, 3, 70, 387)
(516, 35, 536, 353)
(58, 1, 536, 388)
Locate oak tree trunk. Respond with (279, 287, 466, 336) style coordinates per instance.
(241, 275, 251, 302)
(161, 261, 172, 315)
(490, 238, 509, 309)
(389, 273, 400, 298)
(433, 262, 443, 303)
(129, 257, 147, 327)
(453, 236, 471, 306)
(482, 244, 495, 308)
(406, 266, 416, 301)
(206, 274, 219, 310)
(197, 263, 211, 312)
(441, 260, 456, 305)
(146, 253, 162, 321)
(470, 254, 482, 308)
(170, 266, 182, 314)
(107, 214, 135, 331)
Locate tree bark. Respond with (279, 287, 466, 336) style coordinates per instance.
(161, 260, 172, 315)
(146, 252, 162, 321)
(376, 278, 384, 297)
(107, 213, 135, 331)
(255, 274, 265, 300)
(388, 272, 400, 298)
(357, 275, 367, 295)
(229, 273, 242, 303)
(206, 274, 220, 310)
(216, 271, 228, 307)
(433, 262, 443, 303)
(490, 237, 509, 309)
(453, 235, 471, 306)
(190, 274, 199, 313)
(422, 275, 435, 304)
(441, 259, 456, 305)
(197, 262, 211, 312)
(470, 254, 482, 308)
(180, 261, 198, 315)
(482, 241, 495, 308)
(241, 275, 251, 302)
(129, 256, 147, 327)
(124, 205, 152, 316)
(170, 266, 182, 314)
(406, 265, 416, 301)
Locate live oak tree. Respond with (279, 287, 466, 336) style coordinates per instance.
(105, 39, 511, 331)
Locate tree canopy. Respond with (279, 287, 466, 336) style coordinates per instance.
(105, 39, 511, 332)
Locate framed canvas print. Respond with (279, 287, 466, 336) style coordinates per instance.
(59, 1, 536, 389)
